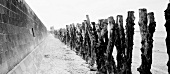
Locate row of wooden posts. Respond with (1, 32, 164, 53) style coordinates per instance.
(54, 5, 169, 74)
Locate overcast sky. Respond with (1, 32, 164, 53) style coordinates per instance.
(25, 0, 168, 31)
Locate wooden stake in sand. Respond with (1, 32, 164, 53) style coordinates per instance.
(124, 11, 135, 74)
(104, 16, 116, 74)
(115, 15, 125, 72)
(165, 3, 170, 73)
(137, 8, 156, 74)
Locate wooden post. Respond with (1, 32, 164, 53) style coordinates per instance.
(85, 15, 98, 70)
(105, 16, 117, 74)
(115, 15, 125, 72)
(147, 12, 156, 72)
(83, 20, 91, 63)
(66, 25, 70, 46)
(85, 15, 95, 66)
(81, 22, 86, 60)
(124, 11, 135, 74)
(165, 3, 170, 73)
(137, 8, 148, 74)
(89, 22, 98, 71)
(138, 8, 148, 74)
(137, 8, 156, 74)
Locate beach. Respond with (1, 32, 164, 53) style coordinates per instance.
(37, 31, 168, 74)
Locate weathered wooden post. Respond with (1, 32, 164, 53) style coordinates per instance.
(105, 16, 117, 74)
(147, 12, 156, 71)
(69, 24, 73, 50)
(94, 19, 108, 73)
(85, 15, 97, 70)
(81, 22, 86, 59)
(95, 22, 102, 72)
(78, 24, 84, 56)
(89, 22, 98, 71)
(66, 25, 70, 46)
(83, 20, 91, 63)
(137, 8, 156, 74)
(137, 9, 148, 74)
(164, 3, 170, 73)
(75, 23, 82, 55)
(124, 11, 135, 74)
(115, 15, 125, 72)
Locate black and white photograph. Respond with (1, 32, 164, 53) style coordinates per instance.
(0, 0, 169, 74)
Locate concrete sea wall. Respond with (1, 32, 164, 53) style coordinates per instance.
(0, 0, 47, 74)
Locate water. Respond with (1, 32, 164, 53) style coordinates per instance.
(133, 31, 168, 73)
(112, 31, 168, 73)
(134, 31, 166, 53)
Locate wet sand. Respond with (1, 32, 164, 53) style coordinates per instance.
(38, 31, 168, 74)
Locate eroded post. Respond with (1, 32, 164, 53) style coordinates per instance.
(137, 8, 156, 74)
(147, 12, 156, 72)
(137, 9, 148, 74)
(81, 22, 86, 60)
(115, 15, 125, 72)
(165, 3, 170, 73)
(89, 22, 98, 70)
(124, 11, 135, 74)
(66, 25, 70, 46)
(105, 16, 117, 74)
(85, 15, 98, 70)
(83, 20, 91, 63)
(138, 8, 148, 74)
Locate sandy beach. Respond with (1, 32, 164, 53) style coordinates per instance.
(37, 31, 168, 74)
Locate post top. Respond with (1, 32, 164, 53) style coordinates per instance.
(139, 8, 147, 12)
(165, 3, 170, 12)
(148, 12, 154, 15)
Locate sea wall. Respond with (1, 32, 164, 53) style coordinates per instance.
(0, 0, 47, 74)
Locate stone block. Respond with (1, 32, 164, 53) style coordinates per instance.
(2, 42, 8, 52)
(0, 0, 3, 5)
(0, 23, 8, 34)
(8, 16, 12, 25)
(11, 4, 16, 13)
(11, 0, 17, 6)
(6, 1, 11, 9)
(0, 5, 5, 14)
(0, 14, 2, 23)
(0, 0, 6, 6)
(2, 14, 8, 24)
(5, 50, 10, 61)
(0, 34, 6, 44)
(0, 53, 2, 64)
(6, 34, 13, 42)
(0, 45, 3, 53)
(6, 24, 14, 34)
(1, 52, 6, 64)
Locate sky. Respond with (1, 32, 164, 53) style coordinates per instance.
(25, 0, 169, 31)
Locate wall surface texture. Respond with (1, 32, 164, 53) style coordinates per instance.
(0, 0, 47, 74)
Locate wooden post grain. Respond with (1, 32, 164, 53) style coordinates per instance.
(137, 8, 156, 74)
(124, 11, 135, 74)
